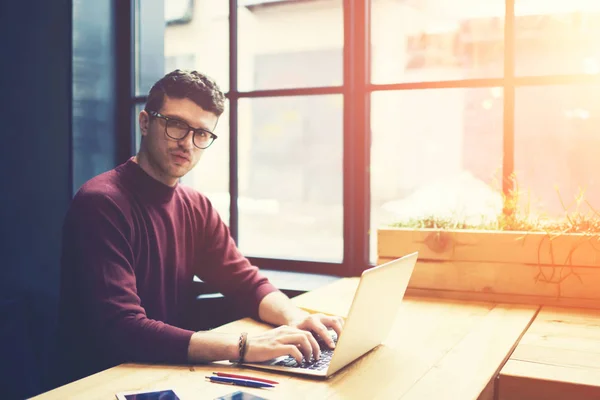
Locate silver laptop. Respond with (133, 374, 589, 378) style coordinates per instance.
(241, 251, 418, 378)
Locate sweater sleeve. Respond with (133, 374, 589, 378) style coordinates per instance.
(64, 191, 193, 364)
(194, 196, 279, 319)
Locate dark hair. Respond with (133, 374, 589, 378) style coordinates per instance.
(145, 69, 226, 117)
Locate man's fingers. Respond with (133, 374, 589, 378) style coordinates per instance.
(304, 330, 321, 360)
(283, 333, 313, 362)
(312, 323, 335, 349)
(283, 344, 304, 364)
(285, 313, 346, 353)
(324, 316, 344, 339)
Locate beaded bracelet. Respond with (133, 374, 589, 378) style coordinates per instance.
(238, 332, 249, 362)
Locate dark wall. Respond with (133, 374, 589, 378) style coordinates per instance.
(0, 0, 72, 397)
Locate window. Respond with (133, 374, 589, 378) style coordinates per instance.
(163, 1, 229, 92)
(72, 0, 116, 193)
(372, 0, 505, 83)
(515, 0, 600, 76)
(165, 0, 194, 25)
(515, 85, 600, 217)
(238, 0, 343, 91)
(238, 95, 343, 261)
(133, 0, 230, 223)
(370, 89, 503, 261)
(134, 0, 343, 267)
(183, 99, 231, 224)
(369, 0, 600, 263)
(165, 53, 196, 73)
(131, 0, 600, 274)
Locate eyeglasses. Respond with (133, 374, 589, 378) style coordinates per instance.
(147, 110, 218, 149)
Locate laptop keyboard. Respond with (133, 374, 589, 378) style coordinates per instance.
(272, 331, 338, 371)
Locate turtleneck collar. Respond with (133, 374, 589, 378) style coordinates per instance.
(117, 157, 178, 204)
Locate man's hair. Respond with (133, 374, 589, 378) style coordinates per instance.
(145, 69, 226, 117)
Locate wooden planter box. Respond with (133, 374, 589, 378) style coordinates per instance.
(378, 227, 600, 309)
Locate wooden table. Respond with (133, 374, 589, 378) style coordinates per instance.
(498, 306, 600, 400)
(33, 278, 538, 400)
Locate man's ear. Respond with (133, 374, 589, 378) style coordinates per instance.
(139, 110, 150, 136)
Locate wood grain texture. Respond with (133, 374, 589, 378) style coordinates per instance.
(33, 279, 537, 400)
(375, 255, 600, 307)
(378, 228, 600, 267)
(498, 306, 600, 400)
(499, 361, 600, 400)
(398, 304, 537, 400)
(405, 287, 600, 310)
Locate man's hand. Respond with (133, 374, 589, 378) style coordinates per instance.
(244, 325, 321, 364)
(255, 292, 344, 362)
(289, 313, 344, 351)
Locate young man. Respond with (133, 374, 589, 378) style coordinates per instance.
(57, 70, 343, 384)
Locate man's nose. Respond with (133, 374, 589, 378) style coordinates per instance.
(179, 130, 195, 149)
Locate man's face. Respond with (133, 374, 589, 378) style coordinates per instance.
(138, 95, 218, 186)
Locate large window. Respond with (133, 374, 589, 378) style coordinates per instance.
(131, 0, 600, 274)
(370, 0, 600, 262)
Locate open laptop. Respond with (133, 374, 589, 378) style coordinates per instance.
(241, 251, 418, 378)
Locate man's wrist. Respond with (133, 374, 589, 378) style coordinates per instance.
(285, 308, 310, 325)
(187, 331, 241, 362)
(237, 332, 249, 362)
(258, 291, 311, 326)
(227, 333, 240, 361)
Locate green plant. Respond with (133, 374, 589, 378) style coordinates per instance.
(390, 179, 600, 235)
(386, 177, 600, 297)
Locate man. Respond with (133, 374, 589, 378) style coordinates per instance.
(57, 70, 343, 384)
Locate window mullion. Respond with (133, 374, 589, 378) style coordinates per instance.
(503, 0, 516, 210)
(343, 0, 370, 276)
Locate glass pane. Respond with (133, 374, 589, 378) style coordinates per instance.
(237, 0, 343, 91)
(371, 0, 505, 84)
(134, 103, 143, 153)
(135, 0, 165, 96)
(515, 85, 600, 221)
(164, 0, 229, 92)
(72, 0, 116, 193)
(181, 100, 231, 225)
(138, 0, 228, 96)
(238, 96, 343, 261)
(515, 0, 600, 76)
(370, 89, 504, 263)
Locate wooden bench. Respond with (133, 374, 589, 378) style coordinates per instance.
(498, 306, 600, 400)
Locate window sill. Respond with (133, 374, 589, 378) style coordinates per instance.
(195, 270, 341, 300)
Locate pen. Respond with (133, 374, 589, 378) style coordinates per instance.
(205, 376, 275, 389)
(212, 372, 279, 385)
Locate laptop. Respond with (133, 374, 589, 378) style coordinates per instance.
(241, 251, 418, 378)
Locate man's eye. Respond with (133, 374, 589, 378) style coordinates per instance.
(173, 121, 188, 129)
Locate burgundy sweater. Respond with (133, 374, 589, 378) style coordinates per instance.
(57, 159, 278, 382)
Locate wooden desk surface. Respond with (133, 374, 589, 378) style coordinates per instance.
(33, 278, 537, 400)
(498, 306, 600, 400)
